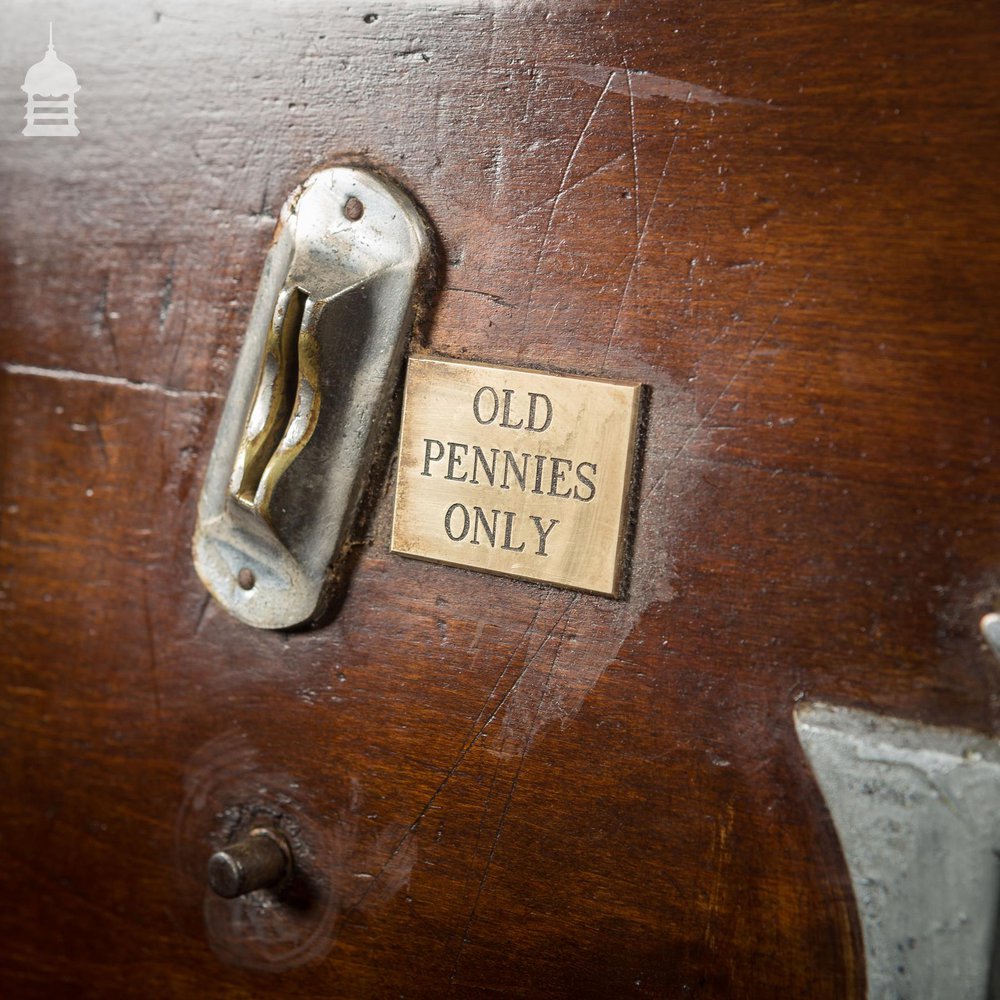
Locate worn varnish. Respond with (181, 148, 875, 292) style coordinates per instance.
(1, 1, 997, 997)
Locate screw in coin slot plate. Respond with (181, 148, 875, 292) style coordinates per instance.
(343, 196, 364, 221)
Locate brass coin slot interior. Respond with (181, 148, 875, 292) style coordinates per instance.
(228, 285, 321, 522)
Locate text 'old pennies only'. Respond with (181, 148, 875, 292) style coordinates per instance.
(391, 357, 641, 596)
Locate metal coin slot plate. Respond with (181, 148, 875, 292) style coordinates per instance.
(193, 167, 430, 629)
(391, 358, 641, 596)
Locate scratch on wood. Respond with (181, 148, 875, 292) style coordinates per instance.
(451, 616, 570, 984)
(446, 286, 515, 310)
(158, 259, 175, 336)
(91, 273, 109, 339)
(468, 619, 485, 657)
(561, 62, 781, 110)
(342, 618, 539, 913)
(91, 273, 121, 374)
(193, 591, 213, 634)
(481, 596, 578, 745)
(625, 66, 642, 240)
(343, 597, 566, 918)
(704, 802, 736, 950)
(165, 259, 194, 390)
(91, 419, 109, 467)
(507, 149, 630, 225)
(465, 619, 490, 682)
(463, 603, 578, 905)
(645, 273, 812, 499)
(600, 129, 682, 372)
(521, 70, 616, 332)
(451, 759, 521, 979)
(1, 362, 222, 401)
(460, 599, 546, 748)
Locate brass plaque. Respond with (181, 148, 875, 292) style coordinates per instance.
(391, 357, 641, 596)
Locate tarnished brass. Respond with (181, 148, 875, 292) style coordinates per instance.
(391, 358, 641, 596)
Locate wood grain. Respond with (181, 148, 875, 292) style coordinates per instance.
(1, 1, 997, 996)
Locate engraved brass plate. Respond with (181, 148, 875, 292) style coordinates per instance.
(391, 358, 641, 596)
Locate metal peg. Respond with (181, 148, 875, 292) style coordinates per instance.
(207, 827, 292, 899)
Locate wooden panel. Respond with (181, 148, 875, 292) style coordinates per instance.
(1, 1, 997, 996)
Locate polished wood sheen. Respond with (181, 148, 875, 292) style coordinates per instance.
(1, 2, 997, 997)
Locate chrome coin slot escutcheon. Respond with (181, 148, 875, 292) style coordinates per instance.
(193, 167, 432, 629)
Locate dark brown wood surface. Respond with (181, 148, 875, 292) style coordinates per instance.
(1, 1, 997, 996)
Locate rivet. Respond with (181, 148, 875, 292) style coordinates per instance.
(343, 196, 364, 221)
(237, 567, 255, 590)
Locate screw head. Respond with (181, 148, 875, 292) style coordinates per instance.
(237, 567, 255, 590)
(343, 196, 364, 221)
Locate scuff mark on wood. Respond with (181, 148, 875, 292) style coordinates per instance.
(1, 362, 221, 401)
(561, 62, 781, 110)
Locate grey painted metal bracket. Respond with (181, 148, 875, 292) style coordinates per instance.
(193, 167, 432, 629)
(795, 702, 1000, 1000)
